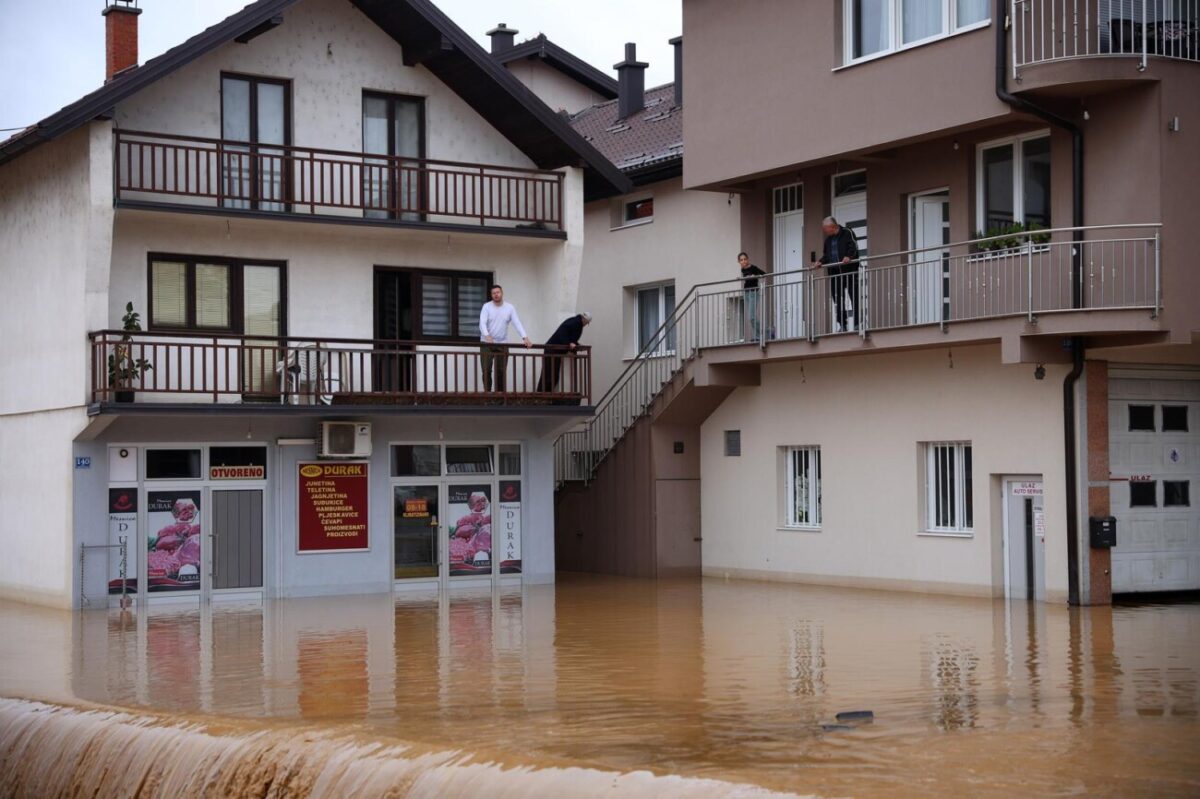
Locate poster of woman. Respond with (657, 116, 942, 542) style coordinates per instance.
(447, 484, 491, 576)
(146, 491, 202, 592)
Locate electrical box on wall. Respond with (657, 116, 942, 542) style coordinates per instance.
(318, 422, 372, 458)
(1089, 516, 1117, 549)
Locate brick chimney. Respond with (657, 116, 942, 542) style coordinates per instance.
(486, 23, 518, 55)
(669, 36, 682, 107)
(103, 0, 142, 82)
(613, 43, 648, 120)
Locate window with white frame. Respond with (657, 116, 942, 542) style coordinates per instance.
(785, 446, 822, 528)
(977, 133, 1051, 234)
(611, 192, 654, 229)
(845, 0, 990, 63)
(925, 442, 973, 532)
(636, 282, 676, 354)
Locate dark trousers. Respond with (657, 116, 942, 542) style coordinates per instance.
(536, 349, 571, 393)
(828, 264, 860, 331)
(480, 345, 507, 392)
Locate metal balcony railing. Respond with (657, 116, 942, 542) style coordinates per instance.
(90, 331, 591, 407)
(1013, 0, 1200, 73)
(113, 130, 565, 231)
(555, 223, 1160, 482)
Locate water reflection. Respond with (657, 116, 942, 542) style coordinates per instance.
(1, 576, 1198, 796)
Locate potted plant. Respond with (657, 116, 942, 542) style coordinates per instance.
(108, 302, 153, 403)
(973, 222, 1052, 254)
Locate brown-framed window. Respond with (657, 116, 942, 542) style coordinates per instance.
(362, 91, 426, 221)
(221, 72, 292, 211)
(374, 266, 491, 343)
(148, 253, 287, 336)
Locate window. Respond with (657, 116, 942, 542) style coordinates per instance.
(925, 442, 973, 532)
(625, 198, 654, 222)
(209, 446, 267, 479)
(846, 0, 989, 62)
(391, 445, 442, 477)
(498, 444, 522, 475)
(221, 73, 290, 211)
(1130, 480, 1157, 507)
(977, 133, 1051, 233)
(148, 255, 285, 335)
(611, 193, 654, 229)
(724, 430, 742, 457)
(785, 447, 822, 528)
(146, 449, 202, 480)
(1164, 481, 1190, 507)
(1162, 406, 1189, 432)
(1128, 405, 1156, 432)
(446, 445, 493, 474)
(636, 283, 676, 354)
(375, 268, 491, 343)
(363, 92, 425, 221)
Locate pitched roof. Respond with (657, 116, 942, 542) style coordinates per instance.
(494, 34, 618, 100)
(0, 0, 630, 199)
(567, 83, 682, 186)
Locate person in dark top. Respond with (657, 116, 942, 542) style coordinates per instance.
(737, 252, 766, 341)
(537, 312, 591, 394)
(811, 216, 861, 332)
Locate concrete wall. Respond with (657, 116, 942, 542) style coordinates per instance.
(700, 344, 1072, 601)
(0, 125, 113, 608)
(505, 58, 609, 114)
(681, 0, 1011, 188)
(115, 0, 533, 173)
(579, 176, 741, 396)
(71, 413, 560, 606)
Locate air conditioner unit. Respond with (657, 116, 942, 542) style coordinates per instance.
(319, 421, 372, 458)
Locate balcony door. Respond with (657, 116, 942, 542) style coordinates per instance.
(363, 92, 425, 221)
(221, 74, 290, 212)
(909, 190, 950, 325)
(772, 183, 805, 341)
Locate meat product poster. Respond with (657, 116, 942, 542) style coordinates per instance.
(298, 462, 370, 552)
(448, 484, 491, 576)
(146, 491, 202, 592)
(498, 480, 522, 574)
(108, 488, 138, 594)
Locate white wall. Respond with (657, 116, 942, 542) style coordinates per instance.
(115, 0, 533, 172)
(700, 345, 1072, 601)
(578, 176, 741, 397)
(506, 59, 610, 114)
(0, 125, 113, 608)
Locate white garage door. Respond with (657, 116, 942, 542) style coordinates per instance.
(1109, 372, 1200, 593)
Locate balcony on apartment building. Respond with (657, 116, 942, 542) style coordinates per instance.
(112, 129, 567, 238)
(89, 331, 592, 414)
(555, 223, 1161, 481)
(1012, 0, 1198, 84)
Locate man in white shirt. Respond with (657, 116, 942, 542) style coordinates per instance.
(479, 284, 531, 392)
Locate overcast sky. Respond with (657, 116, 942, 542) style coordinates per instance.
(0, 0, 680, 131)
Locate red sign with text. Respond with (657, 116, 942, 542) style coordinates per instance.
(298, 462, 370, 552)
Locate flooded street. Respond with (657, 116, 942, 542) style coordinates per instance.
(1, 575, 1199, 797)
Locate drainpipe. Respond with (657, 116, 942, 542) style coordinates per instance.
(995, 4, 1085, 605)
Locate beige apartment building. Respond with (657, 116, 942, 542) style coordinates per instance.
(555, 0, 1200, 604)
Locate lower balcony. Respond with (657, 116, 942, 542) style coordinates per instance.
(89, 332, 592, 414)
(113, 130, 566, 238)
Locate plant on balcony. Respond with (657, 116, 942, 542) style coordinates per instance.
(107, 302, 153, 403)
(973, 222, 1052, 253)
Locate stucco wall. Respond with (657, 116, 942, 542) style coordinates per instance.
(506, 58, 610, 115)
(700, 344, 1071, 601)
(115, 0, 534, 172)
(579, 176, 741, 396)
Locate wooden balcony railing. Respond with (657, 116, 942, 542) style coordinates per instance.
(113, 130, 565, 232)
(90, 331, 591, 408)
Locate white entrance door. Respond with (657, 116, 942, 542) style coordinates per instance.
(910, 192, 949, 325)
(772, 183, 805, 341)
(1109, 373, 1200, 593)
(1003, 478, 1046, 600)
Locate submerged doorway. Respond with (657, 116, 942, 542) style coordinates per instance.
(1002, 477, 1046, 601)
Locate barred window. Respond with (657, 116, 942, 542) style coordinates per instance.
(926, 442, 973, 532)
(786, 446, 822, 528)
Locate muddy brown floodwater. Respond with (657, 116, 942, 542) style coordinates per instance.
(1, 574, 1198, 797)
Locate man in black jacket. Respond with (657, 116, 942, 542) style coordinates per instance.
(537, 312, 591, 394)
(812, 216, 861, 332)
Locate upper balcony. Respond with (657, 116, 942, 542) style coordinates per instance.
(113, 130, 567, 239)
(89, 331, 592, 415)
(1012, 0, 1198, 87)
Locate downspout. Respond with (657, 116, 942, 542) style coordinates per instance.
(995, 4, 1085, 604)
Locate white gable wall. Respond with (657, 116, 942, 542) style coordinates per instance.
(506, 58, 610, 115)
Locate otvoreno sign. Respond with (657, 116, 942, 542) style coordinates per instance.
(298, 462, 369, 552)
(210, 465, 266, 480)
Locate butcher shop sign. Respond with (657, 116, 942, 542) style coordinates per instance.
(298, 462, 370, 553)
